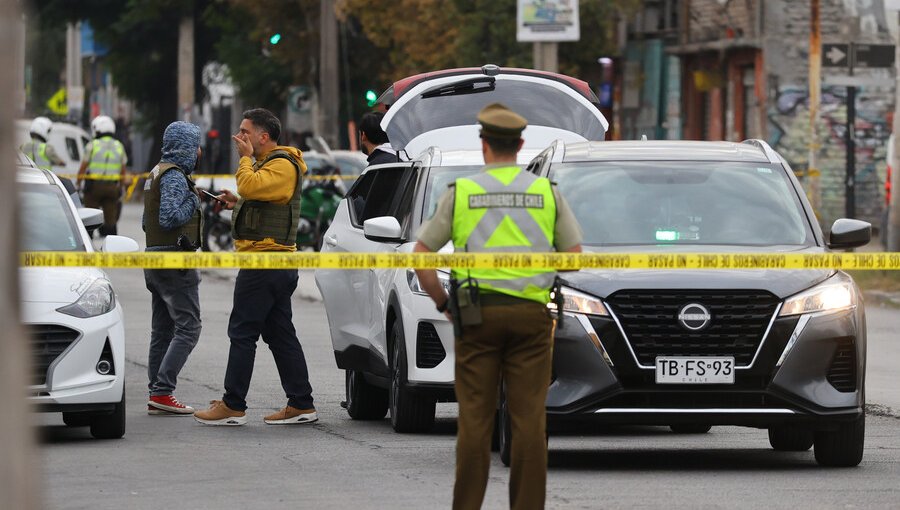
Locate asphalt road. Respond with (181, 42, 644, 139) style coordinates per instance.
(37, 203, 900, 509)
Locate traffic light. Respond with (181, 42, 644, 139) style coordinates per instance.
(269, 33, 282, 45)
(365, 89, 378, 107)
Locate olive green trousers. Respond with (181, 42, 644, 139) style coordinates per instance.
(452, 301, 554, 510)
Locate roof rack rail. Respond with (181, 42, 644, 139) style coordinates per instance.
(741, 139, 779, 164)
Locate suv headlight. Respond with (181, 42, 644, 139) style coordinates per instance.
(551, 286, 608, 316)
(779, 274, 857, 317)
(407, 269, 451, 295)
(57, 279, 116, 318)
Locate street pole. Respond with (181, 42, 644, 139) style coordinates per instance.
(891, 22, 900, 249)
(177, 13, 195, 121)
(808, 0, 822, 215)
(533, 42, 558, 73)
(846, 58, 857, 219)
(319, 0, 340, 148)
(0, 0, 39, 507)
(66, 22, 83, 124)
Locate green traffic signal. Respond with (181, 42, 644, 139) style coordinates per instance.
(269, 33, 282, 45)
(365, 89, 378, 107)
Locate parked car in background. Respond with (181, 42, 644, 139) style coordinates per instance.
(519, 138, 869, 467)
(331, 149, 368, 180)
(19, 160, 139, 439)
(16, 119, 91, 175)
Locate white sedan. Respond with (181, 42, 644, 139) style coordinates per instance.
(19, 161, 138, 439)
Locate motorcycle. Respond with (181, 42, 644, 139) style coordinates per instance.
(296, 165, 344, 251)
(199, 187, 234, 252)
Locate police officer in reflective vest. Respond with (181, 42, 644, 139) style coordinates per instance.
(142, 121, 203, 416)
(415, 103, 583, 510)
(78, 115, 127, 236)
(20, 117, 65, 171)
(194, 108, 318, 427)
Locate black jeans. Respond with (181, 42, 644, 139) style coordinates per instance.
(222, 269, 314, 412)
(144, 268, 202, 396)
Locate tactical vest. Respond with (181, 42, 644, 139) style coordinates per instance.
(86, 136, 126, 180)
(143, 163, 202, 249)
(22, 140, 51, 171)
(231, 150, 302, 246)
(451, 166, 557, 304)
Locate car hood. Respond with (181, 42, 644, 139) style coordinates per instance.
(19, 267, 108, 304)
(561, 245, 834, 299)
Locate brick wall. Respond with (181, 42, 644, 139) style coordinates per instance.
(688, 0, 757, 42)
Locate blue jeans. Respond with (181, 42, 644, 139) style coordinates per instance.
(144, 269, 202, 397)
(222, 269, 314, 412)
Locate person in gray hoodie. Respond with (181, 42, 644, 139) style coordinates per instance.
(142, 121, 203, 415)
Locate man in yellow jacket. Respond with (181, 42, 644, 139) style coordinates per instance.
(194, 108, 318, 426)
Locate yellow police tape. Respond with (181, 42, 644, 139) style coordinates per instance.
(18, 251, 900, 270)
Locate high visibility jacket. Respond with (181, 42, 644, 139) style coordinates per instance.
(21, 140, 51, 171)
(232, 150, 303, 246)
(86, 136, 126, 180)
(451, 166, 557, 304)
(143, 163, 202, 249)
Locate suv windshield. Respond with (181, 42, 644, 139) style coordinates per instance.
(19, 183, 85, 251)
(550, 161, 814, 246)
(422, 165, 482, 220)
(387, 79, 606, 148)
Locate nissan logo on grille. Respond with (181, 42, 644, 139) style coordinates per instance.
(678, 303, 711, 331)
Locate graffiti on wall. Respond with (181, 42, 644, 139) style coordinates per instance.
(767, 85, 891, 225)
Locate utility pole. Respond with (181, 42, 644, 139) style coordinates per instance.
(0, 1, 40, 508)
(177, 13, 195, 121)
(319, 0, 340, 148)
(66, 22, 84, 123)
(808, 0, 822, 215)
(845, 19, 860, 220)
(533, 42, 558, 73)
(891, 10, 900, 250)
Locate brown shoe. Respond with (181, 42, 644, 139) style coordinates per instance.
(264, 405, 318, 425)
(193, 400, 247, 426)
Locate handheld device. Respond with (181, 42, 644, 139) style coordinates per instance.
(200, 189, 226, 204)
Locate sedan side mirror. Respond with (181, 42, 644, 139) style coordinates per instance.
(363, 216, 403, 243)
(101, 235, 140, 253)
(78, 208, 104, 234)
(827, 218, 871, 249)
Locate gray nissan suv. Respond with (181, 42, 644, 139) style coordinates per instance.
(507, 139, 870, 467)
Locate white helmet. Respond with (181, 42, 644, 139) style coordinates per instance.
(30, 116, 53, 139)
(91, 115, 116, 137)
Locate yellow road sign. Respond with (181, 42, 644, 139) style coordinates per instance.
(46, 88, 68, 116)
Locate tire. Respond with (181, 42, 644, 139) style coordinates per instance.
(498, 383, 512, 467)
(62, 412, 91, 427)
(669, 424, 712, 434)
(345, 369, 388, 420)
(814, 415, 865, 467)
(389, 320, 436, 433)
(768, 426, 814, 451)
(89, 392, 126, 440)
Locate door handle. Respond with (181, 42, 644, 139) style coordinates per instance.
(324, 234, 338, 246)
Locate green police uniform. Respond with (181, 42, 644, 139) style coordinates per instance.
(417, 103, 582, 510)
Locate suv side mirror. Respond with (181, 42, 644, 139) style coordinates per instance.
(101, 235, 140, 253)
(363, 216, 403, 242)
(78, 208, 104, 234)
(827, 218, 871, 249)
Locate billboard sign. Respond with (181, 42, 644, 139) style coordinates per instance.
(517, 0, 580, 42)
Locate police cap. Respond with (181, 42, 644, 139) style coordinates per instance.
(477, 103, 527, 140)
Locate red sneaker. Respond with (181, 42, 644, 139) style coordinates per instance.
(148, 395, 195, 414)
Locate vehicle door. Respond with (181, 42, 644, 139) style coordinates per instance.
(316, 163, 414, 358)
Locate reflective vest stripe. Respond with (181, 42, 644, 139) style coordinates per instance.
(87, 137, 125, 177)
(22, 141, 51, 170)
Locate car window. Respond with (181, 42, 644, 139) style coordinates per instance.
(334, 155, 366, 177)
(19, 183, 85, 251)
(346, 166, 410, 228)
(65, 137, 80, 161)
(422, 165, 482, 220)
(550, 161, 814, 246)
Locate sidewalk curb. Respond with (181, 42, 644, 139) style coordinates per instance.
(864, 290, 900, 309)
(866, 403, 900, 419)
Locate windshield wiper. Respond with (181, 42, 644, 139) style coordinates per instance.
(421, 76, 496, 99)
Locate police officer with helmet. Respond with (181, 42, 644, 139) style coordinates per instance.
(78, 115, 128, 236)
(414, 103, 583, 510)
(20, 116, 65, 171)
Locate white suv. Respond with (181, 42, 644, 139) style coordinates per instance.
(19, 161, 137, 439)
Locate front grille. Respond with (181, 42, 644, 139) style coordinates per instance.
(605, 289, 780, 366)
(30, 325, 80, 386)
(826, 339, 856, 392)
(416, 322, 446, 369)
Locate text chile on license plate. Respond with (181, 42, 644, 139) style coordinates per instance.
(655, 357, 735, 384)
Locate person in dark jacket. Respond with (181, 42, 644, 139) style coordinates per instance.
(142, 121, 203, 415)
(359, 112, 404, 166)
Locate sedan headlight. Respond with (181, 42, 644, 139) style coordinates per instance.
(552, 286, 608, 316)
(779, 274, 857, 317)
(407, 269, 451, 295)
(57, 279, 116, 318)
